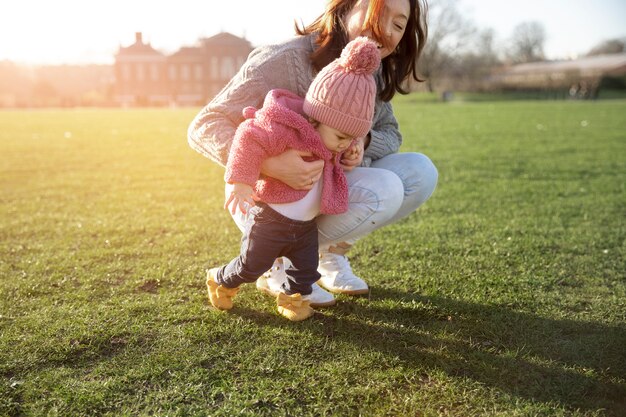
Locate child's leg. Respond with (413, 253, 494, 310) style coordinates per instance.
(215, 218, 285, 289)
(281, 222, 321, 296)
(276, 225, 317, 321)
(208, 214, 286, 311)
(227, 183, 336, 306)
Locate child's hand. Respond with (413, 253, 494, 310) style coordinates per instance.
(224, 183, 256, 215)
(340, 137, 364, 171)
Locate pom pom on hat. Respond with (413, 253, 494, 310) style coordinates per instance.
(339, 36, 381, 75)
(303, 37, 380, 138)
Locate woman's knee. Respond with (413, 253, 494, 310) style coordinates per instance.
(407, 153, 438, 203)
(316, 168, 404, 243)
(347, 168, 405, 219)
(372, 152, 438, 203)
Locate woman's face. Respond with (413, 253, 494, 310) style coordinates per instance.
(343, 0, 411, 59)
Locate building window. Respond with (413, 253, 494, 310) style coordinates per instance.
(221, 57, 235, 79)
(210, 57, 218, 79)
(181, 64, 190, 81)
(122, 64, 131, 81)
(136, 64, 144, 82)
(151, 64, 159, 81)
(195, 64, 203, 80)
(169, 65, 177, 81)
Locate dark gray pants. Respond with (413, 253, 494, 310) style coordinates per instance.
(216, 203, 320, 295)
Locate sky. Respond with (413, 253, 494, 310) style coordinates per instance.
(1, 0, 625, 65)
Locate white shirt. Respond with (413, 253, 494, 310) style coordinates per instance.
(269, 180, 322, 221)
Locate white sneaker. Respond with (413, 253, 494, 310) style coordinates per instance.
(256, 259, 336, 307)
(317, 252, 369, 295)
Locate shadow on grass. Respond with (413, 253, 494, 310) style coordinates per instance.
(7, 287, 624, 415)
(233, 288, 626, 416)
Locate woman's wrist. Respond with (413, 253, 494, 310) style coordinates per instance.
(363, 132, 372, 149)
(260, 157, 278, 178)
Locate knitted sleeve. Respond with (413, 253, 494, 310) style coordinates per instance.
(187, 62, 270, 167)
(187, 36, 315, 167)
(362, 99, 402, 167)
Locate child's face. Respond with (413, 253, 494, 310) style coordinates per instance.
(316, 123, 354, 154)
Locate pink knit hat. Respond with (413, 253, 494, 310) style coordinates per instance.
(303, 36, 380, 138)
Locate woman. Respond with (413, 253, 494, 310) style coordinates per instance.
(188, 0, 438, 308)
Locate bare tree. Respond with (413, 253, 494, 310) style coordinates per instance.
(474, 29, 500, 66)
(450, 28, 502, 91)
(507, 21, 546, 63)
(417, 0, 476, 92)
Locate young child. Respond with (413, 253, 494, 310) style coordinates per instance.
(206, 37, 380, 321)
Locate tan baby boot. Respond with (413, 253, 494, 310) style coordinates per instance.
(206, 268, 240, 310)
(276, 292, 314, 321)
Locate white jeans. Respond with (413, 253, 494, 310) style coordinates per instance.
(228, 152, 438, 247)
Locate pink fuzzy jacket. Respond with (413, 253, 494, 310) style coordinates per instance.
(225, 89, 349, 215)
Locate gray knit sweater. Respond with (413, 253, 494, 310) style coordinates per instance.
(187, 34, 402, 168)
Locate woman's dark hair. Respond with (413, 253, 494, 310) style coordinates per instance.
(296, 0, 428, 102)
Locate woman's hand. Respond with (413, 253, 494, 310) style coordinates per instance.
(224, 183, 256, 215)
(260, 149, 324, 190)
(340, 136, 365, 171)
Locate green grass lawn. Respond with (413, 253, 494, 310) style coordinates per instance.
(1, 98, 625, 416)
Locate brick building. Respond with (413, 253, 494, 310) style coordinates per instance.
(114, 32, 252, 106)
